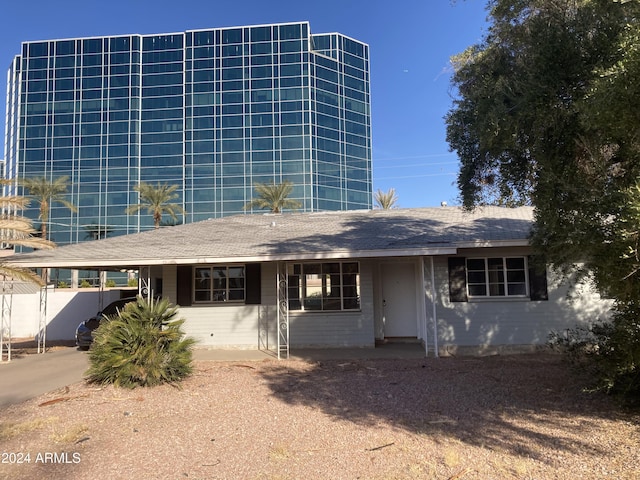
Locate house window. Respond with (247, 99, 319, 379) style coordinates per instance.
(288, 262, 360, 311)
(194, 265, 245, 303)
(466, 257, 528, 297)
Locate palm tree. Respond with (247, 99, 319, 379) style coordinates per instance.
(244, 181, 302, 213)
(20, 176, 77, 241)
(374, 188, 399, 209)
(125, 182, 186, 229)
(0, 179, 55, 286)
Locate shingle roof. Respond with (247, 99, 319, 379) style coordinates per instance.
(6, 206, 534, 269)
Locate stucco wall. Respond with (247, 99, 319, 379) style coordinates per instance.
(6, 288, 128, 340)
(430, 250, 613, 354)
(169, 252, 613, 351)
(176, 261, 376, 348)
(177, 263, 278, 349)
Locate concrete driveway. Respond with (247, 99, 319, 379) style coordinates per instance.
(0, 348, 88, 408)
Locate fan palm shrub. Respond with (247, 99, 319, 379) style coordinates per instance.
(86, 296, 196, 388)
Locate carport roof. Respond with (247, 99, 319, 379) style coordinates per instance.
(5, 206, 534, 269)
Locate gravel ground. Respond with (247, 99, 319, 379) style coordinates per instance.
(0, 353, 638, 480)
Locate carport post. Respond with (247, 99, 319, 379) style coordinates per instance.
(37, 282, 51, 354)
(1, 275, 13, 362)
(139, 266, 151, 300)
(98, 269, 105, 312)
(276, 262, 289, 359)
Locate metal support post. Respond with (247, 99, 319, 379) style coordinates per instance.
(98, 269, 105, 312)
(1, 276, 13, 362)
(139, 266, 151, 299)
(276, 263, 289, 359)
(37, 282, 49, 354)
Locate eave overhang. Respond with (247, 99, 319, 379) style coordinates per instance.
(4, 239, 530, 270)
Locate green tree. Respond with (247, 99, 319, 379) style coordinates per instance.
(446, 0, 640, 398)
(243, 181, 302, 213)
(20, 176, 77, 241)
(86, 296, 196, 388)
(125, 182, 185, 229)
(374, 188, 399, 209)
(0, 179, 55, 285)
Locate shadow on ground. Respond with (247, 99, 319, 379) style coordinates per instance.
(258, 354, 636, 463)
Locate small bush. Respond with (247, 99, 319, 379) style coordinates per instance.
(57, 281, 69, 288)
(127, 278, 138, 287)
(105, 279, 116, 288)
(85, 296, 196, 388)
(550, 304, 640, 403)
(79, 280, 92, 288)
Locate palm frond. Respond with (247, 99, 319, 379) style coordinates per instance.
(374, 188, 399, 209)
(126, 183, 186, 228)
(0, 264, 47, 286)
(20, 176, 77, 211)
(124, 203, 144, 215)
(244, 181, 302, 213)
(0, 196, 30, 210)
(1, 236, 54, 250)
(0, 216, 39, 233)
(19, 176, 77, 240)
(0, 180, 57, 286)
(0, 212, 54, 250)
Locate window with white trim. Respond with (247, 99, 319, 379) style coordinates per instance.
(194, 265, 245, 303)
(288, 262, 360, 311)
(466, 257, 528, 297)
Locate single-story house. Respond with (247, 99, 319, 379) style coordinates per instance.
(5, 206, 611, 357)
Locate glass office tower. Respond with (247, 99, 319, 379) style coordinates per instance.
(4, 22, 372, 245)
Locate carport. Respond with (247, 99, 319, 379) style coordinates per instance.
(1, 277, 48, 361)
(1, 265, 151, 362)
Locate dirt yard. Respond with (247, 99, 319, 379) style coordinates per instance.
(0, 353, 638, 479)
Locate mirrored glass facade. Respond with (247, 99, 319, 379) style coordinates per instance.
(4, 22, 372, 245)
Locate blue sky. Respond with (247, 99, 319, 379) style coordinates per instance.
(0, 0, 489, 208)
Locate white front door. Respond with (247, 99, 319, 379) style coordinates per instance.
(381, 262, 418, 338)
